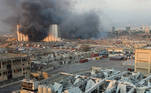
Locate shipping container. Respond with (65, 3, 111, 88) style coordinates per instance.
(80, 59, 88, 63)
(99, 50, 108, 58)
(109, 56, 124, 60)
(91, 53, 99, 57)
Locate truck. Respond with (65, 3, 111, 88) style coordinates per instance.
(99, 50, 108, 58)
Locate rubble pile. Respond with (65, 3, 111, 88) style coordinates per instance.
(38, 67, 151, 93)
(31, 50, 94, 71)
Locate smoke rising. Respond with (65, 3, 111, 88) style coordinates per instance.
(60, 12, 101, 39)
(1, 0, 102, 41)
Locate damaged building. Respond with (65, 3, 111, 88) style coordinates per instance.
(19, 67, 151, 93)
(0, 53, 30, 85)
(135, 47, 151, 75)
(17, 24, 61, 42)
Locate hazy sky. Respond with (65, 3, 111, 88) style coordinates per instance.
(74, 0, 151, 28)
(0, 0, 151, 33)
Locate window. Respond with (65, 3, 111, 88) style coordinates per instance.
(3, 72, 6, 75)
(27, 67, 30, 70)
(28, 62, 30, 65)
(22, 58, 26, 61)
(2, 62, 5, 65)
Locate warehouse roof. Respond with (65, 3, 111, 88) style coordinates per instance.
(140, 46, 151, 50)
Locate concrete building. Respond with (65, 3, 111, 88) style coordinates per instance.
(0, 53, 30, 83)
(17, 25, 29, 42)
(126, 26, 130, 32)
(43, 24, 61, 42)
(112, 26, 115, 32)
(135, 48, 151, 75)
(145, 26, 150, 34)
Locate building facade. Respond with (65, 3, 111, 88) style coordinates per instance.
(135, 48, 151, 75)
(0, 54, 30, 82)
(17, 25, 29, 42)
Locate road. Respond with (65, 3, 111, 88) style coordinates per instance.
(49, 58, 132, 74)
(0, 58, 134, 93)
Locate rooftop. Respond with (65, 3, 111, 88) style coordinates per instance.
(0, 53, 27, 60)
(140, 45, 151, 50)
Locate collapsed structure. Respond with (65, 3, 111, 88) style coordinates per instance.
(17, 24, 61, 42)
(20, 67, 151, 93)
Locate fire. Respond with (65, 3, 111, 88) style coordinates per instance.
(17, 24, 61, 42)
(43, 35, 60, 42)
(17, 24, 29, 42)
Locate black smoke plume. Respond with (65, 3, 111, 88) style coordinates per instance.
(1, 0, 102, 41)
(60, 12, 101, 39)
